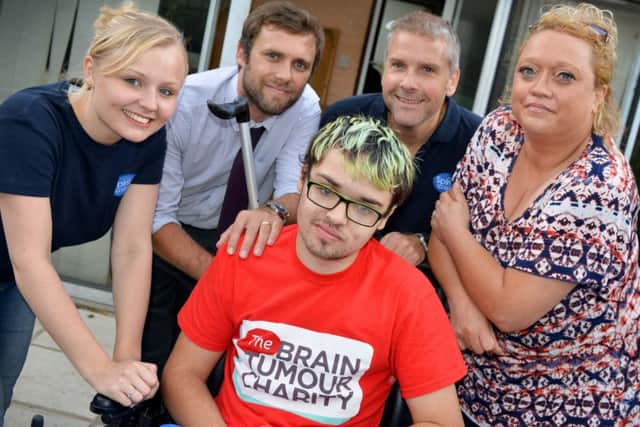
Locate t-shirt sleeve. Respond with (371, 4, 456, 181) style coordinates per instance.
(392, 270, 467, 399)
(131, 127, 167, 185)
(178, 247, 235, 352)
(0, 93, 58, 196)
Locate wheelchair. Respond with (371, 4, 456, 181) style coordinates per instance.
(85, 381, 411, 427)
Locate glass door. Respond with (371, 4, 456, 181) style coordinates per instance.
(619, 37, 640, 160)
(621, 59, 640, 161)
(449, 0, 503, 111)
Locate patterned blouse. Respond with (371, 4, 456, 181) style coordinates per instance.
(455, 106, 640, 426)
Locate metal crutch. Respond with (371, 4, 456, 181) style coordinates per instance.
(206, 96, 259, 209)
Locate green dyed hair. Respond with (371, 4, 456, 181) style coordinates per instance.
(304, 115, 416, 207)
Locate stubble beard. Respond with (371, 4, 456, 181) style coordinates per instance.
(242, 71, 298, 117)
(299, 222, 349, 261)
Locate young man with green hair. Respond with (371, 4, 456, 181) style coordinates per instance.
(162, 116, 466, 426)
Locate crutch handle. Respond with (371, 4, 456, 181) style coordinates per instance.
(207, 97, 250, 123)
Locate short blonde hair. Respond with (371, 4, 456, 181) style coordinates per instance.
(84, 2, 187, 88)
(525, 3, 619, 138)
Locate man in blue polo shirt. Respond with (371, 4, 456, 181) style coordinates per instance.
(321, 10, 481, 267)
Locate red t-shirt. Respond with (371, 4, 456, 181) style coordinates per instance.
(179, 225, 466, 426)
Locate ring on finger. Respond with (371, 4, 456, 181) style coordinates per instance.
(261, 221, 271, 226)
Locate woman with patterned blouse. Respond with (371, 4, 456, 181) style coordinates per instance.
(429, 3, 639, 426)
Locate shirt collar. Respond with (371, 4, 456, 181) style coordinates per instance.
(371, 95, 388, 124)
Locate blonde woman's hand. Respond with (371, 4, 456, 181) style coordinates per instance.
(92, 359, 159, 407)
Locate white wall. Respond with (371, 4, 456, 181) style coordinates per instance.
(0, 0, 160, 101)
(0, 0, 57, 100)
(67, 0, 160, 78)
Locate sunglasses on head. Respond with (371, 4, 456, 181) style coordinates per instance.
(528, 22, 609, 44)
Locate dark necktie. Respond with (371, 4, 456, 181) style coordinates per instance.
(217, 126, 266, 231)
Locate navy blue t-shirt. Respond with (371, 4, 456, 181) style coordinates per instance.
(321, 93, 481, 241)
(0, 82, 167, 282)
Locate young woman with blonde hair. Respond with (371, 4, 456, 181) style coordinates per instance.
(0, 3, 187, 424)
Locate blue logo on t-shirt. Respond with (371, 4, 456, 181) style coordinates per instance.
(433, 173, 453, 193)
(114, 174, 135, 197)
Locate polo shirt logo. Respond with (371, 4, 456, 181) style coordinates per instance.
(433, 172, 452, 193)
(114, 173, 135, 197)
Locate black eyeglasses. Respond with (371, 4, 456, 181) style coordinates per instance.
(306, 179, 387, 227)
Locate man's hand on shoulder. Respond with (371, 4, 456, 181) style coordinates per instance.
(217, 194, 298, 258)
(379, 232, 426, 265)
(216, 206, 283, 258)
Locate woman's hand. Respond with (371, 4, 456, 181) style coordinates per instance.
(448, 295, 504, 355)
(431, 183, 470, 243)
(92, 359, 159, 407)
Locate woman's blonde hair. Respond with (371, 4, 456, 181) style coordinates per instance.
(524, 3, 619, 138)
(83, 1, 187, 89)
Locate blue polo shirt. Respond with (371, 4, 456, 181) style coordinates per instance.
(321, 93, 481, 240)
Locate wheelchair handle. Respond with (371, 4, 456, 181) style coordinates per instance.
(90, 393, 150, 426)
(90, 393, 128, 414)
(90, 393, 180, 426)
